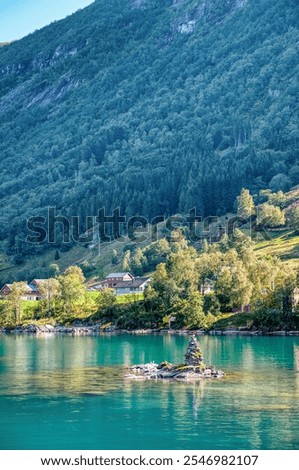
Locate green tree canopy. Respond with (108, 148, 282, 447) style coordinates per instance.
(237, 189, 255, 219)
(58, 266, 85, 314)
(257, 203, 286, 227)
(5, 282, 28, 325)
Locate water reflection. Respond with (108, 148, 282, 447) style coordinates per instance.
(0, 365, 123, 397)
(294, 346, 299, 371)
(0, 335, 299, 450)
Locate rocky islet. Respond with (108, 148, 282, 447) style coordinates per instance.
(126, 335, 225, 381)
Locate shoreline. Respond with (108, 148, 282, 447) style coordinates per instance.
(1, 325, 299, 336)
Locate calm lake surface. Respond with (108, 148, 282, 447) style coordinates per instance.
(0, 334, 298, 450)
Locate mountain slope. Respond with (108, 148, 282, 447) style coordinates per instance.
(0, 0, 298, 259)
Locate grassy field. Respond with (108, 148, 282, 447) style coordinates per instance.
(0, 235, 149, 285)
(212, 313, 255, 329)
(247, 187, 299, 268)
(86, 291, 144, 303)
(254, 230, 299, 268)
(0, 291, 144, 327)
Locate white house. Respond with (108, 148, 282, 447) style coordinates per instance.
(88, 273, 151, 296)
(0, 282, 42, 301)
(114, 277, 151, 296)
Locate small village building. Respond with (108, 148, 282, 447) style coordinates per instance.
(87, 280, 109, 291)
(106, 272, 134, 287)
(25, 286, 41, 301)
(0, 284, 13, 297)
(88, 273, 134, 291)
(28, 279, 49, 300)
(87, 273, 151, 296)
(0, 282, 42, 301)
(114, 277, 151, 296)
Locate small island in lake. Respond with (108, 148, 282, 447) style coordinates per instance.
(126, 335, 225, 381)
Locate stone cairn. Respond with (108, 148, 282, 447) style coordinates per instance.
(126, 334, 225, 381)
(185, 335, 205, 367)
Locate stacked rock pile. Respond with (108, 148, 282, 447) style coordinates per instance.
(126, 335, 225, 381)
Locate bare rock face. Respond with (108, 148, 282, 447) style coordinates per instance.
(184, 335, 204, 366)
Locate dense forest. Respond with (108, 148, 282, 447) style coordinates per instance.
(0, 0, 298, 261)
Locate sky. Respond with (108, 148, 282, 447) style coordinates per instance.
(0, 0, 95, 42)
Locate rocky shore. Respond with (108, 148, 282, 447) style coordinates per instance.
(125, 335, 225, 381)
(0, 324, 101, 335)
(0, 325, 299, 336)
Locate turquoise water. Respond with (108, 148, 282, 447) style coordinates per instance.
(0, 334, 298, 450)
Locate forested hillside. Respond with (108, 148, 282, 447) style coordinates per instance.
(0, 0, 298, 261)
